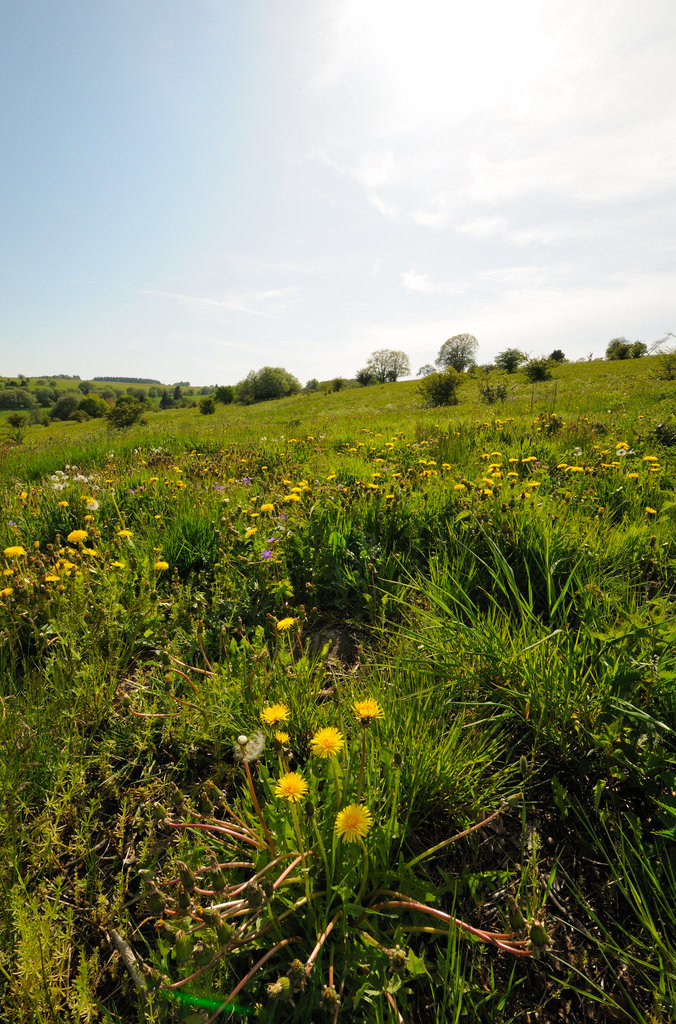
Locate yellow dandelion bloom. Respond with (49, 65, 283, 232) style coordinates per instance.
(335, 804, 373, 843)
(154, 560, 169, 570)
(645, 507, 657, 515)
(276, 617, 297, 632)
(44, 574, 61, 582)
(310, 727, 344, 759)
(353, 698, 384, 724)
(117, 529, 133, 538)
(67, 530, 88, 544)
(284, 493, 301, 503)
(244, 527, 257, 539)
(58, 501, 69, 508)
(111, 560, 126, 569)
(1, 587, 13, 597)
(453, 483, 466, 491)
(260, 503, 275, 512)
(3, 546, 26, 558)
(261, 703, 290, 726)
(275, 731, 290, 744)
(274, 772, 308, 804)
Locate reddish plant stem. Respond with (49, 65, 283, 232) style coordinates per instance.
(386, 991, 405, 1023)
(373, 900, 532, 957)
(164, 821, 261, 848)
(204, 937, 298, 1024)
(305, 910, 342, 976)
(244, 761, 277, 854)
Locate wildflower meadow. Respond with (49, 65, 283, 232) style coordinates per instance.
(1, 358, 675, 1022)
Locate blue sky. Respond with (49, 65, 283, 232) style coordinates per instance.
(2, 0, 675, 384)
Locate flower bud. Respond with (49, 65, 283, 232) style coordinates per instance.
(177, 861, 195, 892)
(266, 976, 292, 1001)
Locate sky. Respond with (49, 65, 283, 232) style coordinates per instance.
(1, 0, 675, 385)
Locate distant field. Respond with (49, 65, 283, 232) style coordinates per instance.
(1, 356, 675, 1022)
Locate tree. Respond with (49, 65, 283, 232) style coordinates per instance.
(417, 364, 436, 377)
(629, 341, 647, 358)
(355, 368, 375, 387)
(236, 367, 301, 404)
(523, 358, 552, 382)
(51, 392, 82, 420)
(495, 349, 527, 374)
(549, 349, 566, 363)
(606, 338, 632, 360)
(199, 396, 215, 415)
(107, 395, 146, 429)
(173, 385, 183, 401)
(159, 390, 174, 410)
(78, 393, 109, 418)
(214, 385, 234, 405)
(418, 368, 463, 407)
(436, 334, 478, 372)
(364, 349, 411, 383)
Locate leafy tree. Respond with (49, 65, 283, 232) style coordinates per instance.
(199, 396, 215, 415)
(355, 368, 376, 386)
(523, 358, 552, 382)
(549, 349, 566, 363)
(214, 385, 235, 405)
(436, 334, 478, 372)
(364, 349, 411, 383)
(159, 390, 174, 410)
(304, 378, 320, 392)
(5, 412, 28, 444)
(417, 364, 436, 377)
(77, 381, 91, 394)
(236, 367, 301, 404)
(629, 341, 647, 358)
(495, 348, 527, 374)
(0, 388, 36, 410)
(50, 392, 82, 420)
(606, 337, 632, 360)
(418, 368, 463, 407)
(173, 385, 183, 401)
(107, 395, 146, 429)
(78, 393, 109, 418)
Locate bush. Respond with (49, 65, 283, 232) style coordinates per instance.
(199, 396, 215, 415)
(549, 349, 566, 362)
(418, 368, 463, 406)
(236, 367, 301, 404)
(478, 380, 508, 404)
(214, 385, 235, 404)
(606, 337, 647, 360)
(51, 392, 82, 420)
(356, 368, 376, 386)
(78, 393, 109, 418)
(107, 396, 146, 429)
(523, 359, 552, 382)
(655, 349, 676, 381)
(495, 349, 527, 374)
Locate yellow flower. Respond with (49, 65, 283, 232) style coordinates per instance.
(353, 698, 384, 725)
(117, 529, 133, 538)
(453, 483, 466, 491)
(44, 574, 61, 583)
(274, 772, 308, 804)
(58, 501, 69, 508)
(274, 731, 290, 745)
(244, 527, 257, 539)
(261, 703, 290, 726)
(1, 587, 13, 597)
(645, 506, 657, 515)
(260, 503, 275, 512)
(310, 727, 344, 759)
(276, 617, 297, 632)
(111, 560, 126, 569)
(284, 493, 301, 503)
(3, 546, 26, 558)
(335, 804, 373, 843)
(67, 530, 88, 544)
(154, 560, 169, 570)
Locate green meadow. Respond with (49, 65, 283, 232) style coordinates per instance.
(1, 357, 675, 1022)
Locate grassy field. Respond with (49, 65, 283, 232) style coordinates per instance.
(1, 357, 675, 1022)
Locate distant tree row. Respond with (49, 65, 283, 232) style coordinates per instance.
(93, 376, 161, 384)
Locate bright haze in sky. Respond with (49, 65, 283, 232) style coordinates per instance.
(1, 0, 675, 384)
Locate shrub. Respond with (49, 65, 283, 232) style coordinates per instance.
(523, 359, 552, 382)
(478, 380, 508, 404)
(495, 349, 527, 374)
(107, 396, 146, 429)
(418, 368, 463, 406)
(199, 396, 215, 415)
(236, 367, 301, 404)
(214, 385, 235, 404)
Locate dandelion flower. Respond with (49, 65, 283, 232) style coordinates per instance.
(335, 804, 373, 843)
(44, 574, 61, 582)
(58, 501, 69, 508)
(117, 529, 133, 538)
(1, 587, 13, 597)
(276, 617, 297, 632)
(154, 560, 169, 571)
(67, 530, 88, 544)
(3, 546, 26, 558)
(284, 493, 301, 503)
(645, 506, 657, 515)
(260, 503, 275, 512)
(274, 772, 308, 804)
(235, 731, 266, 763)
(244, 527, 257, 539)
(310, 727, 344, 759)
(111, 560, 126, 569)
(353, 698, 384, 725)
(261, 703, 290, 726)
(274, 731, 290, 745)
